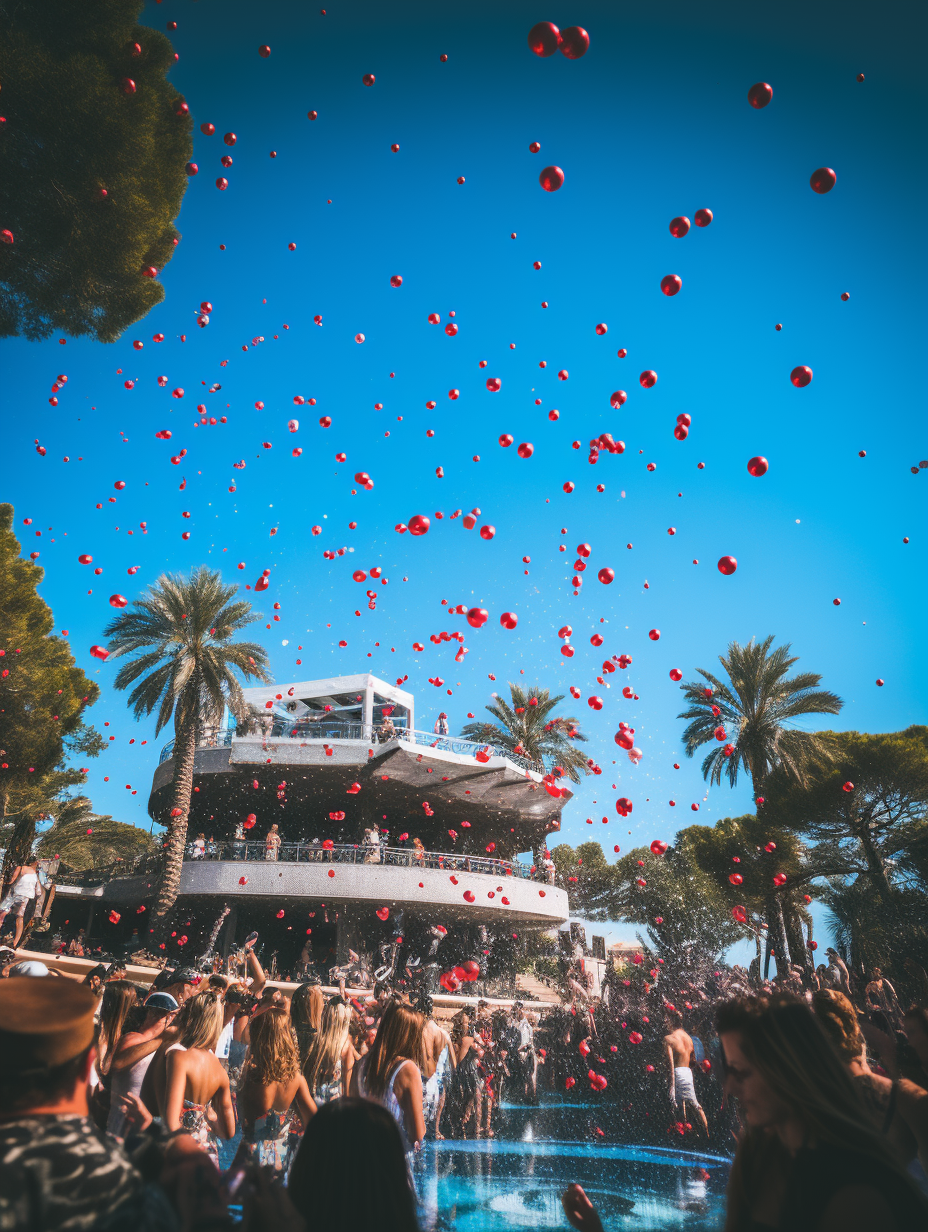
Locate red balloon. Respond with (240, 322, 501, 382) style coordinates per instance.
(499, 434, 513, 447)
(717, 556, 737, 575)
(539, 166, 564, 192)
(810, 167, 836, 194)
(650, 840, 668, 856)
(669, 216, 690, 238)
(747, 455, 768, 477)
(674, 424, 688, 441)
(528, 21, 561, 56)
(109, 593, 128, 608)
(842, 781, 854, 792)
(559, 26, 589, 58)
(223, 132, 236, 146)
(747, 82, 773, 109)
(610, 390, 627, 409)
(517, 442, 534, 458)
(258, 45, 271, 57)
(500, 612, 518, 630)
(588, 696, 603, 710)
(479, 525, 495, 539)
(390, 275, 403, 287)
(486, 377, 501, 392)
(694, 208, 713, 227)
(362, 73, 375, 86)
(639, 370, 657, 388)
(408, 514, 430, 536)
(597, 567, 614, 584)
(648, 629, 660, 641)
(669, 668, 682, 681)
(790, 366, 813, 388)
(467, 607, 489, 628)
(661, 275, 682, 296)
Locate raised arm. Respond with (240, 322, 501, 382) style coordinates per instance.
(111, 1021, 166, 1072)
(247, 948, 267, 997)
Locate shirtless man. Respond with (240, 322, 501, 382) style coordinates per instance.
(419, 995, 454, 1139)
(663, 1008, 709, 1135)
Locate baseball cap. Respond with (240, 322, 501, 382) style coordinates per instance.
(144, 991, 179, 1013)
(8, 960, 50, 978)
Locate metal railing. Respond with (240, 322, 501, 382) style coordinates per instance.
(183, 840, 547, 881)
(160, 726, 546, 776)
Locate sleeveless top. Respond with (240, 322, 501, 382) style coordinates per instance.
(356, 1055, 416, 1153)
(12, 869, 38, 898)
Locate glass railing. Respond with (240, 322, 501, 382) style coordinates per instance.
(182, 839, 550, 882)
(160, 726, 546, 776)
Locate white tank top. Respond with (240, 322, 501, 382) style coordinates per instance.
(13, 869, 38, 898)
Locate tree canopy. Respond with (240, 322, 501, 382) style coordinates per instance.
(461, 682, 591, 782)
(104, 566, 270, 925)
(35, 796, 156, 877)
(0, 504, 104, 869)
(0, 0, 191, 342)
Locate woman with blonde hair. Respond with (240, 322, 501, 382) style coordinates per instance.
(812, 988, 928, 1172)
(164, 991, 235, 1167)
(290, 980, 325, 1065)
(350, 999, 426, 1181)
(238, 1007, 316, 1172)
(303, 995, 359, 1103)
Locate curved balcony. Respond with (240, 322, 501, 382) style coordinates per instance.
(168, 840, 568, 926)
(159, 727, 546, 777)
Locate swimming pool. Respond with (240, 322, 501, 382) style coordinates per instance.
(414, 1102, 730, 1231)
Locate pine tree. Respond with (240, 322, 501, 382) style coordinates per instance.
(0, 504, 104, 872)
(0, 0, 192, 342)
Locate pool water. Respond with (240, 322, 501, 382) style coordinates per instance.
(414, 1102, 730, 1231)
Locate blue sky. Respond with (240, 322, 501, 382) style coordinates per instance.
(3, 0, 926, 954)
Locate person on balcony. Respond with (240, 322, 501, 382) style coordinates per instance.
(412, 838, 426, 866)
(191, 833, 206, 860)
(433, 712, 450, 736)
(379, 714, 397, 742)
(363, 826, 381, 864)
(232, 820, 246, 859)
(265, 824, 282, 862)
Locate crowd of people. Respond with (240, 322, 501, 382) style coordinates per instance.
(1, 933, 928, 1232)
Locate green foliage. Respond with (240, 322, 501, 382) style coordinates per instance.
(763, 727, 928, 900)
(104, 566, 271, 737)
(0, 505, 103, 868)
(0, 0, 191, 342)
(460, 682, 591, 783)
(104, 566, 270, 925)
(551, 838, 742, 965)
(678, 635, 843, 792)
(35, 796, 156, 876)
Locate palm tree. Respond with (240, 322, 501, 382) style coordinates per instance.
(104, 567, 270, 926)
(35, 796, 157, 877)
(677, 636, 843, 976)
(460, 683, 591, 783)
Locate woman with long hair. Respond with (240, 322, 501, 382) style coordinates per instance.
(238, 1007, 316, 1172)
(303, 995, 358, 1103)
(89, 980, 140, 1130)
(447, 1009, 484, 1139)
(812, 989, 928, 1172)
(350, 999, 426, 1179)
(290, 980, 325, 1065)
(164, 991, 235, 1167)
(716, 993, 928, 1231)
(96, 980, 140, 1078)
(288, 1099, 419, 1232)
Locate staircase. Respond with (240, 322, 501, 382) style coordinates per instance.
(516, 972, 563, 1005)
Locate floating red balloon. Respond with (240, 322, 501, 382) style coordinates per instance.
(528, 21, 561, 56)
(747, 456, 768, 477)
(748, 82, 773, 109)
(610, 390, 627, 409)
(660, 275, 682, 296)
(694, 208, 713, 227)
(408, 514, 430, 536)
(539, 166, 564, 192)
(717, 556, 737, 576)
(500, 612, 518, 630)
(810, 167, 836, 194)
(559, 27, 589, 58)
(639, 370, 657, 388)
(790, 366, 813, 388)
(669, 216, 690, 238)
(467, 607, 489, 628)
(597, 567, 614, 584)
